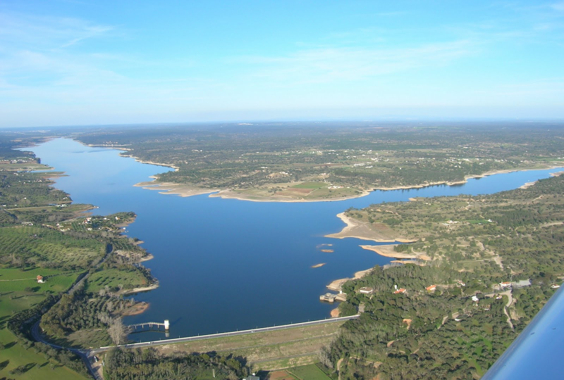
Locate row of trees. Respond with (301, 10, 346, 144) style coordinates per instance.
(104, 348, 250, 380)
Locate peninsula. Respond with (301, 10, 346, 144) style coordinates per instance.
(72, 122, 564, 203)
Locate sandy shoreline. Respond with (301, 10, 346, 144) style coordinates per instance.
(134, 179, 220, 198)
(208, 189, 372, 203)
(139, 253, 154, 262)
(325, 212, 415, 243)
(520, 181, 537, 189)
(84, 141, 564, 203)
(132, 163, 564, 204)
(370, 164, 564, 192)
(326, 268, 374, 292)
(359, 244, 431, 260)
(122, 283, 159, 295)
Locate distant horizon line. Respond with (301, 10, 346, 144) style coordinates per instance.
(3, 117, 564, 130)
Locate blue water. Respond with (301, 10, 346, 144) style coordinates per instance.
(23, 139, 564, 341)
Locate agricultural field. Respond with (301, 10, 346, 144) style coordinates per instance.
(286, 364, 333, 380)
(0, 267, 86, 380)
(0, 225, 106, 269)
(0, 140, 154, 378)
(0, 268, 79, 324)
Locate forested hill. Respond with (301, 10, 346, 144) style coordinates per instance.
(321, 173, 564, 379)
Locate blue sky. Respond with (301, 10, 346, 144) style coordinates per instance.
(1, 0, 564, 127)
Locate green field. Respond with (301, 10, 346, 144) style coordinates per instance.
(0, 225, 105, 268)
(151, 321, 344, 373)
(287, 364, 332, 380)
(85, 267, 149, 293)
(0, 268, 79, 327)
(0, 329, 87, 380)
(291, 182, 326, 189)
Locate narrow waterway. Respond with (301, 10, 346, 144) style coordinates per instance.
(24, 138, 564, 341)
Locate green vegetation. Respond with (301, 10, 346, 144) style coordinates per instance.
(86, 267, 150, 294)
(104, 347, 250, 380)
(319, 173, 564, 379)
(153, 322, 344, 373)
(287, 364, 332, 380)
(2, 124, 564, 378)
(0, 329, 87, 380)
(101, 321, 345, 379)
(71, 122, 564, 200)
(0, 135, 155, 378)
(40, 287, 138, 347)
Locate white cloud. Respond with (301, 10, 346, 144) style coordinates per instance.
(235, 40, 475, 86)
(0, 12, 114, 50)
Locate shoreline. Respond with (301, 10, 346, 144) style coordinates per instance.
(207, 188, 372, 203)
(360, 244, 431, 261)
(134, 178, 220, 198)
(31, 145, 160, 316)
(325, 212, 416, 243)
(369, 164, 564, 192)
(121, 154, 180, 172)
(121, 283, 159, 295)
(80, 140, 564, 204)
(133, 163, 564, 204)
(84, 143, 180, 172)
(318, 166, 564, 315)
(326, 268, 374, 292)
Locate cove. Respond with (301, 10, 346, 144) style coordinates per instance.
(23, 138, 564, 342)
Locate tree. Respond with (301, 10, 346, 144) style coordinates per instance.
(108, 318, 129, 345)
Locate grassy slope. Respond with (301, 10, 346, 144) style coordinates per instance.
(151, 322, 345, 372)
(0, 268, 86, 380)
(0, 329, 87, 380)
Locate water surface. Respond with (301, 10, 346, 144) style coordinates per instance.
(24, 139, 564, 341)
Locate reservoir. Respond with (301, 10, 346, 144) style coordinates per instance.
(24, 138, 564, 341)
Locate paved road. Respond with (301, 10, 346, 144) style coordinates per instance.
(31, 321, 102, 380)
